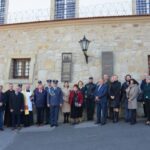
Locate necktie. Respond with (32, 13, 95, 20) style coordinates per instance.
(98, 85, 102, 91)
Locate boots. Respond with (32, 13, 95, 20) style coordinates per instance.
(113, 112, 119, 123)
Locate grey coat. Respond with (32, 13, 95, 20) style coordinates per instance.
(126, 84, 139, 109)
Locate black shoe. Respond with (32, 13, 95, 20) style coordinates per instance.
(95, 121, 101, 124)
(12, 127, 16, 130)
(101, 122, 106, 126)
(0, 128, 4, 131)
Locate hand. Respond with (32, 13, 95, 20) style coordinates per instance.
(47, 104, 50, 107)
(10, 109, 14, 112)
(95, 96, 99, 100)
(0, 102, 2, 106)
(111, 96, 115, 99)
(60, 104, 62, 107)
(25, 105, 28, 110)
(78, 104, 81, 107)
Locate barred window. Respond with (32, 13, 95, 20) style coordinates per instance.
(0, 0, 6, 24)
(12, 58, 31, 79)
(55, 0, 75, 19)
(136, 0, 150, 15)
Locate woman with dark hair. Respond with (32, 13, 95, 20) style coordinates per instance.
(143, 76, 150, 125)
(62, 82, 71, 123)
(126, 79, 139, 125)
(69, 84, 83, 125)
(121, 74, 132, 122)
(78, 81, 85, 122)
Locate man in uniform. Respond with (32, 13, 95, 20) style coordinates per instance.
(47, 80, 63, 127)
(84, 77, 96, 121)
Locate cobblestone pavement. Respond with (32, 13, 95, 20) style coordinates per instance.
(1, 121, 150, 150)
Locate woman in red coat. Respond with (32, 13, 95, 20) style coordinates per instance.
(69, 84, 83, 125)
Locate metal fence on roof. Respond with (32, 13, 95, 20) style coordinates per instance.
(0, 0, 150, 25)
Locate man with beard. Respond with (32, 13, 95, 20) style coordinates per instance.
(84, 77, 96, 121)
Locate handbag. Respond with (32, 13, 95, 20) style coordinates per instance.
(137, 92, 144, 102)
(74, 93, 81, 107)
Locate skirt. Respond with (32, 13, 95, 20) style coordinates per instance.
(71, 104, 80, 119)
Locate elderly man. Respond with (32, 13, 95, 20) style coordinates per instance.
(47, 80, 63, 127)
(4, 83, 15, 127)
(22, 84, 34, 127)
(9, 85, 24, 130)
(45, 80, 52, 124)
(95, 79, 108, 125)
(34, 81, 47, 126)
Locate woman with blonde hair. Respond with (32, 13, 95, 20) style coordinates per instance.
(62, 81, 71, 123)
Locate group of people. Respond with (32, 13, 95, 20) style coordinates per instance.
(0, 73, 150, 131)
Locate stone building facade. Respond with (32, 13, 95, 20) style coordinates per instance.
(0, 15, 150, 90)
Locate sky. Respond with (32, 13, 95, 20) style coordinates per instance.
(8, 0, 132, 12)
(7, 0, 133, 23)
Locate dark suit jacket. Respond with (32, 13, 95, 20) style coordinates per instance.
(9, 92, 24, 114)
(0, 92, 5, 111)
(95, 84, 108, 104)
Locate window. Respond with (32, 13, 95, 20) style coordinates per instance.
(11, 58, 31, 79)
(0, 0, 6, 24)
(136, 0, 150, 15)
(55, 0, 75, 19)
(148, 56, 150, 75)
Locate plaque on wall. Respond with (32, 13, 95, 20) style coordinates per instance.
(61, 53, 72, 82)
(102, 52, 114, 77)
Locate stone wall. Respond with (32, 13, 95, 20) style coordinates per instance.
(0, 15, 150, 90)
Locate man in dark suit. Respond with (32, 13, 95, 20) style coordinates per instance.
(34, 81, 47, 126)
(44, 80, 52, 124)
(0, 85, 5, 131)
(9, 85, 24, 130)
(95, 79, 108, 125)
(84, 77, 96, 121)
(4, 83, 14, 127)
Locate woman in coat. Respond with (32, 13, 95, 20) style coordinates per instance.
(69, 84, 83, 125)
(78, 81, 85, 122)
(126, 79, 139, 125)
(62, 82, 71, 123)
(109, 75, 121, 123)
(143, 76, 150, 125)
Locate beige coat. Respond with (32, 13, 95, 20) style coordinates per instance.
(126, 84, 139, 109)
(62, 88, 71, 113)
